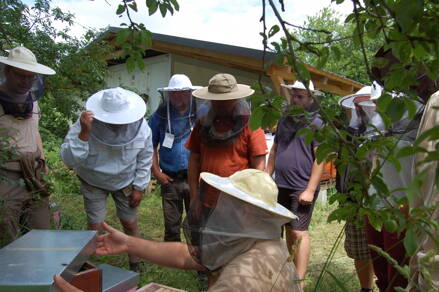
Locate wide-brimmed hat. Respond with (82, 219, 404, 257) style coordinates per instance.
(157, 74, 201, 92)
(200, 169, 297, 220)
(86, 87, 146, 124)
(0, 46, 55, 75)
(281, 80, 323, 95)
(192, 73, 254, 100)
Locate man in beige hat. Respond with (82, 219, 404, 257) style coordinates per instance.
(54, 169, 301, 292)
(0, 46, 56, 247)
(185, 73, 267, 207)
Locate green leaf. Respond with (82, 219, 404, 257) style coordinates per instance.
(316, 47, 329, 68)
(386, 98, 405, 123)
(136, 54, 145, 71)
(331, 46, 341, 60)
(315, 143, 334, 164)
(261, 108, 281, 129)
(403, 229, 418, 256)
(415, 125, 439, 145)
(128, 1, 138, 12)
(146, 0, 158, 15)
(139, 30, 152, 47)
(126, 56, 136, 72)
(366, 212, 383, 231)
(159, 3, 167, 17)
(249, 106, 264, 130)
(116, 4, 125, 15)
(268, 25, 280, 38)
(370, 175, 389, 198)
(344, 12, 355, 23)
(295, 62, 311, 82)
(403, 97, 417, 119)
(396, 145, 426, 159)
(115, 29, 130, 45)
(165, 3, 174, 15)
(170, 0, 180, 11)
(296, 127, 314, 146)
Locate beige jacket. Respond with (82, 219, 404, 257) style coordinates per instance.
(409, 91, 439, 291)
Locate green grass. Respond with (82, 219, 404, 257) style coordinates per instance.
(306, 203, 360, 292)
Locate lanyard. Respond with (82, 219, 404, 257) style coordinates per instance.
(166, 96, 193, 134)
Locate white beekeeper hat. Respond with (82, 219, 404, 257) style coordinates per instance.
(86, 87, 146, 124)
(157, 74, 201, 92)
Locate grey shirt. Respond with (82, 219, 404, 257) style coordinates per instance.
(274, 116, 323, 191)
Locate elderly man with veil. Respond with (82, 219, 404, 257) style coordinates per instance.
(148, 74, 201, 242)
(60, 87, 153, 272)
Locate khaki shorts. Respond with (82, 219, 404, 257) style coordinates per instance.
(80, 181, 137, 224)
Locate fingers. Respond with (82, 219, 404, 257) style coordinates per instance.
(101, 221, 117, 234)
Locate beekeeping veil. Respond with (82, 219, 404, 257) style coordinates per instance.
(182, 169, 297, 272)
(156, 74, 201, 141)
(339, 81, 385, 137)
(192, 73, 253, 146)
(276, 81, 321, 143)
(86, 87, 147, 146)
(0, 46, 55, 119)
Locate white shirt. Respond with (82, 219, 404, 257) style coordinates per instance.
(60, 118, 153, 191)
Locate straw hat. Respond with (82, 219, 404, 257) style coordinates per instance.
(192, 73, 254, 100)
(157, 74, 201, 92)
(200, 169, 297, 220)
(0, 46, 55, 75)
(86, 87, 146, 124)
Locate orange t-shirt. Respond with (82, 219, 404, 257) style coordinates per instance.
(186, 123, 267, 176)
(185, 123, 267, 207)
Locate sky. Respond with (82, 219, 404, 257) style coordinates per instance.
(43, 0, 353, 50)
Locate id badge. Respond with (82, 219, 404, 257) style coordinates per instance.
(162, 132, 174, 148)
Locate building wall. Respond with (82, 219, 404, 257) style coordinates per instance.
(171, 54, 273, 89)
(106, 54, 171, 115)
(105, 53, 274, 115)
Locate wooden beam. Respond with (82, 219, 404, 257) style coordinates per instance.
(103, 32, 363, 96)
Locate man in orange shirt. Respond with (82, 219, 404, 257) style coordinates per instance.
(186, 73, 267, 207)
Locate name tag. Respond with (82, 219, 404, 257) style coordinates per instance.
(162, 132, 174, 149)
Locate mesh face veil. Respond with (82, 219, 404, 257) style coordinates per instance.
(197, 98, 250, 146)
(182, 181, 290, 272)
(156, 90, 199, 140)
(0, 65, 45, 119)
(90, 118, 143, 146)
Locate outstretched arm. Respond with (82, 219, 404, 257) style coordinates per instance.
(96, 222, 205, 271)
